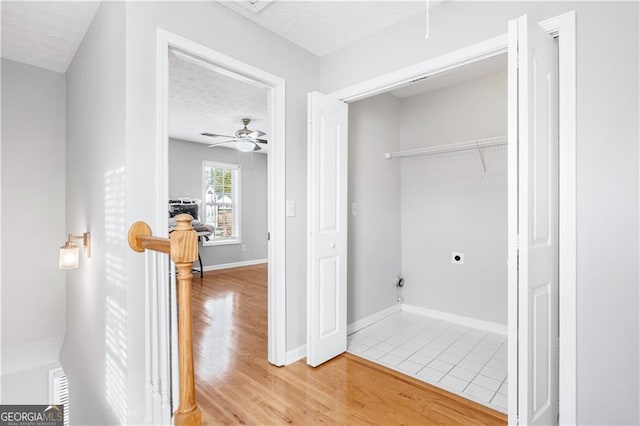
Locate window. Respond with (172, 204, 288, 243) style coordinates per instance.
(202, 161, 240, 245)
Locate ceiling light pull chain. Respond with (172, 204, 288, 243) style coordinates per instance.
(425, 0, 430, 40)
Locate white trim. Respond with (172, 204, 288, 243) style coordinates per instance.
(506, 16, 519, 425)
(402, 305, 508, 336)
(202, 238, 241, 247)
(285, 344, 307, 365)
(328, 34, 507, 103)
(347, 305, 401, 335)
(540, 12, 577, 426)
(266, 55, 287, 369)
(202, 258, 267, 271)
(325, 12, 577, 424)
(155, 30, 173, 425)
(154, 29, 287, 421)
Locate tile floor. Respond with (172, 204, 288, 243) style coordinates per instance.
(347, 311, 508, 413)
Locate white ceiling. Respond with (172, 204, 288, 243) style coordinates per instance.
(167, 41, 504, 153)
(168, 50, 269, 151)
(0, 1, 442, 72)
(390, 53, 508, 98)
(219, 0, 442, 57)
(1, 1, 100, 73)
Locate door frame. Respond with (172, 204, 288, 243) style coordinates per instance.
(327, 11, 576, 425)
(153, 27, 287, 417)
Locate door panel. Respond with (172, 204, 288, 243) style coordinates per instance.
(508, 14, 559, 425)
(318, 256, 339, 336)
(319, 114, 340, 231)
(532, 283, 551, 414)
(307, 92, 348, 367)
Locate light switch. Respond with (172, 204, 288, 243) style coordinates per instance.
(351, 203, 358, 216)
(286, 200, 295, 217)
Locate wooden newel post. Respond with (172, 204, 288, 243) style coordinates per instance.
(127, 214, 201, 426)
(170, 214, 202, 426)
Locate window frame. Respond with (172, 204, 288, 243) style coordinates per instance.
(201, 160, 241, 246)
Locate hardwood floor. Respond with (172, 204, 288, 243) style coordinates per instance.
(191, 264, 506, 425)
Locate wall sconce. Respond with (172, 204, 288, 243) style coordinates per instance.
(58, 232, 91, 269)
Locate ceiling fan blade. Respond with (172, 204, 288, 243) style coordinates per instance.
(252, 143, 262, 151)
(255, 139, 268, 144)
(248, 130, 266, 138)
(207, 139, 236, 147)
(201, 132, 236, 138)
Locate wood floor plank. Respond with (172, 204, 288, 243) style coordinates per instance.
(192, 264, 507, 425)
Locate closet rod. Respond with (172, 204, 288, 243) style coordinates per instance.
(384, 136, 507, 159)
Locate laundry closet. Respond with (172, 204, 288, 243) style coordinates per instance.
(345, 54, 509, 412)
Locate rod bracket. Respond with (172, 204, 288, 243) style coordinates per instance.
(477, 143, 488, 177)
(128, 221, 153, 252)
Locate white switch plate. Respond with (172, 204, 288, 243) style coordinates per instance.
(241, 245, 247, 252)
(286, 200, 295, 217)
(452, 252, 464, 264)
(351, 202, 358, 216)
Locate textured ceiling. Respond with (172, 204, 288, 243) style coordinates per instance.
(391, 53, 508, 98)
(1, 1, 442, 72)
(168, 50, 269, 151)
(1, 1, 101, 73)
(219, 1, 442, 57)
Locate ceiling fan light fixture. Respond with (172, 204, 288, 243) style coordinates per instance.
(202, 118, 266, 152)
(236, 138, 255, 153)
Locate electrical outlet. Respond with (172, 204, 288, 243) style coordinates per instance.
(452, 252, 464, 264)
(241, 245, 247, 252)
(351, 203, 358, 216)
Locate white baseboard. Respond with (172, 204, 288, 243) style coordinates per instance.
(286, 305, 503, 366)
(284, 344, 306, 365)
(347, 304, 402, 335)
(286, 303, 401, 365)
(202, 258, 267, 272)
(401, 304, 507, 335)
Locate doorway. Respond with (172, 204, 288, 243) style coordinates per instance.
(153, 30, 287, 424)
(345, 55, 509, 413)
(307, 11, 576, 425)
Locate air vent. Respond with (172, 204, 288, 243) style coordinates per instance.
(49, 368, 70, 426)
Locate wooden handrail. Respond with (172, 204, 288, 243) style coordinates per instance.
(128, 214, 202, 426)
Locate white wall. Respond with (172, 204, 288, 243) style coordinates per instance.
(400, 71, 507, 325)
(0, 59, 66, 403)
(320, 2, 639, 424)
(61, 2, 125, 424)
(122, 2, 318, 422)
(58, 2, 318, 422)
(168, 139, 267, 267)
(46, 1, 638, 423)
(347, 93, 401, 324)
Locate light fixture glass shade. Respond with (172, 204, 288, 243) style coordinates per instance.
(59, 243, 80, 269)
(235, 138, 255, 153)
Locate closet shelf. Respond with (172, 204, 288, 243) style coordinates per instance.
(384, 136, 507, 159)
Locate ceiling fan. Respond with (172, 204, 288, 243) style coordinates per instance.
(201, 118, 268, 152)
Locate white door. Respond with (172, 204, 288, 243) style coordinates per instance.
(306, 91, 349, 367)
(508, 15, 559, 425)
